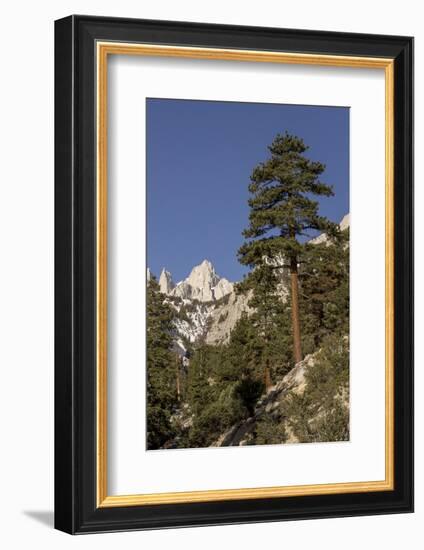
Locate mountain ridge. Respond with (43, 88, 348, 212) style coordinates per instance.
(157, 259, 234, 303)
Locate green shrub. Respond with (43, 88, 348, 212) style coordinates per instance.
(284, 333, 349, 443)
(188, 384, 245, 447)
(252, 414, 286, 445)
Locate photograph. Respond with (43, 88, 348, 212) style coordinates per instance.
(146, 98, 350, 450)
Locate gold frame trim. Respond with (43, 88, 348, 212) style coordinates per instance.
(96, 42, 395, 508)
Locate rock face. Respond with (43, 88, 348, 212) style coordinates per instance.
(159, 269, 174, 295)
(205, 291, 252, 345)
(213, 277, 234, 301)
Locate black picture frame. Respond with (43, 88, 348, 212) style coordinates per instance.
(55, 15, 414, 534)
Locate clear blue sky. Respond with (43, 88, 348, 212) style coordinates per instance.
(147, 98, 349, 283)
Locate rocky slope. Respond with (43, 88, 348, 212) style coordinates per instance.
(205, 291, 252, 345)
(210, 354, 317, 446)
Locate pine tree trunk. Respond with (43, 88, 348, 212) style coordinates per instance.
(290, 257, 303, 364)
(264, 333, 272, 390)
(175, 355, 181, 401)
(264, 361, 272, 391)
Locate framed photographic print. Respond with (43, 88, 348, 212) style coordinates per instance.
(54, 15, 413, 534)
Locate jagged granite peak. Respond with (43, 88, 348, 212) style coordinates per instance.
(168, 259, 233, 303)
(184, 259, 219, 301)
(187, 259, 219, 289)
(159, 268, 175, 294)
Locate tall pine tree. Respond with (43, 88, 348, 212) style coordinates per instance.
(238, 132, 337, 364)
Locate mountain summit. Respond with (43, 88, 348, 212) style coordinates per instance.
(187, 260, 219, 295)
(157, 260, 233, 303)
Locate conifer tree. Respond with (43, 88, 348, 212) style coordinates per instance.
(238, 132, 337, 364)
(300, 228, 349, 349)
(186, 344, 213, 418)
(236, 264, 284, 388)
(146, 277, 178, 449)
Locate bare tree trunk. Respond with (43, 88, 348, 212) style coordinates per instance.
(290, 257, 303, 364)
